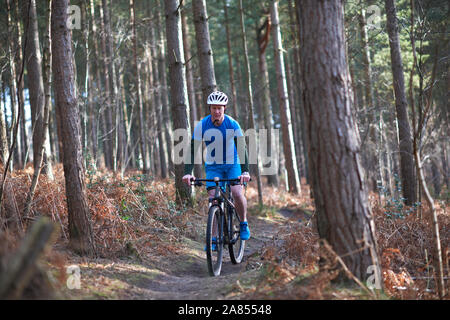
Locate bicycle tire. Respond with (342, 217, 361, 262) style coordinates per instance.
(206, 205, 224, 276)
(228, 206, 245, 264)
(226, 186, 245, 264)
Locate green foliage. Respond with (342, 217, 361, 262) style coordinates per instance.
(378, 173, 421, 219)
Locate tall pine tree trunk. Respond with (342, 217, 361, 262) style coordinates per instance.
(22, 0, 53, 178)
(256, 17, 278, 187)
(156, 0, 174, 174)
(293, 0, 310, 185)
(130, 0, 149, 173)
(149, 12, 168, 179)
(239, 0, 263, 206)
(298, 0, 381, 282)
(223, 0, 238, 119)
(181, 10, 202, 179)
(192, 0, 217, 114)
(6, 0, 17, 169)
(99, 1, 113, 169)
(270, 1, 300, 194)
(24, 0, 53, 218)
(164, 0, 191, 203)
(89, 0, 101, 166)
(14, 0, 28, 168)
(359, 7, 380, 192)
(102, 0, 119, 172)
(52, 0, 95, 256)
(385, 0, 416, 205)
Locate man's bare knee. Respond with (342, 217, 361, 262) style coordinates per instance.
(230, 185, 244, 198)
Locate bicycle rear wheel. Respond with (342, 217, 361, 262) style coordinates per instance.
(228, 205, 245, 264)
(206, 205, 224, 276)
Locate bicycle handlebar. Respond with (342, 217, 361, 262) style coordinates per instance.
(190, 177, 251, 187)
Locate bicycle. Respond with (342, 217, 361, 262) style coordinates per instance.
(191, 177, 249, 276)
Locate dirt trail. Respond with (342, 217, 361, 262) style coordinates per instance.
(139, 213, 282, 300)
(64, 207, 306, 300)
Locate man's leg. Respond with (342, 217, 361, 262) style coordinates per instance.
(231, 184, 250, 240)
(230, 184, 247, 222)
(205, 165, 224, 247)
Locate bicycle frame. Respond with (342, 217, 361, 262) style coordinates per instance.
(193, 178, 241, 245)
(191, 177, 249, 275)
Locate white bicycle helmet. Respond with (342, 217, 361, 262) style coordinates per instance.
(207, 91, 228, 105)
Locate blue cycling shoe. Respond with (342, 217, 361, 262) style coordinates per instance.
(204, 237, 218, 251)
(240, 222, 251, 240)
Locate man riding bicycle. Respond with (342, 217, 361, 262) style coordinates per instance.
(182, 91, 251, 243)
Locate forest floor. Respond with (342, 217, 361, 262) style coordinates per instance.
(1, 164, 449, 300)
(56, 205, 292, 300)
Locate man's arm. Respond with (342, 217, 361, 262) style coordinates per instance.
(234, 136, 249, 173)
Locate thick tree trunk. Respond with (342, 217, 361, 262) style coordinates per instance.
(52, 0, 95, 256)
(385, 0, 417, 205)
(164, 0, 191, 203)
(298, 0, 381, 282)
(270, 1, 300, 194)
(192, 0, 217, 115)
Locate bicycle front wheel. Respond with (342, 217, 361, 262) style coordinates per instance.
(206, 205, 224, 276)
(228, 207, 245, 264)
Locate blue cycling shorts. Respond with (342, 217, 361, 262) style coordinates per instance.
(205, 163, 241, 190)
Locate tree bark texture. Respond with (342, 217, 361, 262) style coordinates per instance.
(192, 0, 217, 115)
(270, 1, 300, 194)
(256, 17, 278, 187)
(181, 9, 202, 179)
(156, 0, 174, 174)
(130, 0, 149, 173)
(149, 12, 168, 179)
(164, 0, 191, 203)
(385, 0, 417, 205)
(24, 0, 53, 218)
(298, 0, 381, 282)
(5, 0, 17, 167)
(22, 0, 53, 177)
(52, 0, 95, 256)
(239, 0, 263, 206)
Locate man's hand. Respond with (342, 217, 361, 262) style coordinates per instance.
(238, 172, 250, 185)
(182, 174, 195, 185)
